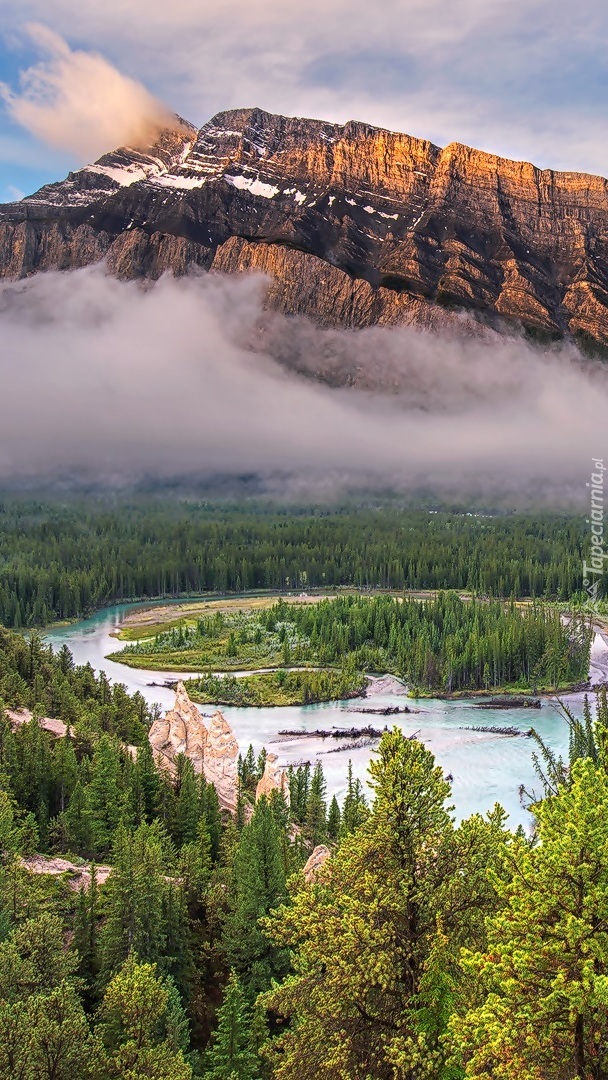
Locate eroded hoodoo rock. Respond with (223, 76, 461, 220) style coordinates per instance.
(148, 683, 238, 812)
(255, 752, 290, 805)
(148, 682, 208, 774)
(203, 709, 240, 814)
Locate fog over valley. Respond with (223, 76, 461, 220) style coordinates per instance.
(0, 265, 604, 503)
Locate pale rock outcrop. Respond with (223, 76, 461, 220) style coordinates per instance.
(148, 681, 208, 774)
(7, 708, 67, 737)
(202, 709, 240, 813)
(149, 685, 239, 811)
(302, 844, 331, 882)
(255, 752, 290, 805)
(21, 855, 112, 891)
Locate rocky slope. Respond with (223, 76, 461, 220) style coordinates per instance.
(3, 107, 608, 345)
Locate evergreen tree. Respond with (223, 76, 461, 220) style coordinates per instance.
(98, 822, 170, 984)
(179, 817, 213, 908)
(73, 867, 100, 1009)
(84, 736, 125, 855)
(223, 797, 289, 999)
(305, 762, 327, 847)
(96, 954, 192, 1079)
(130, 738, 162, 825)
(0, 982, 99, 1080)
(173, 756, 200, 847)
(452, 758, 608, 1079)
(340, 760, 368, 837)
(0, 912, 99, 1079)
(59, 777, 93, 855)
(327, 795, 341, 841)
(263, 730, 507, 1079)
(288, 764, 310, 824)
(200, 780, 222, 862)
(204, 971, 261, 1080)
(238, 745, 258, 796)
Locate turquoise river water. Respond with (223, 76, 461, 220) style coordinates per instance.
(44, 599, 608, 830)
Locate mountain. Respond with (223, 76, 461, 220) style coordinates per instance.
(2, 106, 608, 347)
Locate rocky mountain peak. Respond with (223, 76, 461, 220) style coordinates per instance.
(2, 106, 608, 348)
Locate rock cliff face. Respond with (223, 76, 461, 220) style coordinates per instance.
(3, 106, 608, 345)
(148, 682, 238, 811)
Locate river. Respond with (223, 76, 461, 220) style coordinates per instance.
(44, 599, 608, 830)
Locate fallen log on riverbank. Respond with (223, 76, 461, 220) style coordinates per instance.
(323, 729, 421, 753)
(472, 697, 541, 709)
(323, 738, 379, 754)
(345, 705, 415, 716)
(459, 725, 533, 737)
(278, 725, 388, 740)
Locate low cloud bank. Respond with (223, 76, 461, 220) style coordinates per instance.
(0, 265, 605, 504)
(0, 25, 172, 162)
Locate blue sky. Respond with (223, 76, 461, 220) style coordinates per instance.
(2, 0, 608, 203)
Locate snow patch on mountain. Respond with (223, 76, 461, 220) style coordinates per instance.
(224, 174, 280, 199)
(152, 174, 208, 190)
(84, 164, 149, 188)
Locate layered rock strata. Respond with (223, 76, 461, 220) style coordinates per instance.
(2, 107, 608, 345)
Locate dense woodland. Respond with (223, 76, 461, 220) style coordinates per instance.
(1, 623, 608, 1077)
(0, 496, 594, 628)
(187, 667, 368, 707)
(119, 593, 593, 693)
(0, 495, 605, 1077)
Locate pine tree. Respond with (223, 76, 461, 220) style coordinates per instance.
(84, 736, 125, 855)
(73, 866, 100, 1009)
(173, 756, 200, 847)
(451, 758, 608, 1079)
(204, 971, 261, 1080)
(305, 762, 327, 847)
(200, 780, 222, 861)
(50, 734, 78, 816)
(130, 738, 162, 824)
(263, 729, 507, 1079)
(0, 981, 99, 1080)
(179, 817, 213, 909)
(98, 822, 170, 985)
(0, 911, 78, 999)
(238, 745, 257, 796)
(60, 777, 93, 855)
(327, 795, 341, 841)
(96, 954, 192, 1079)
(288, 763, 310, 824)
(223, 797, 289, 999)
(0, 911, 99, 1079)
(340, 760, 368, 837)
(256, 747, 267, 781)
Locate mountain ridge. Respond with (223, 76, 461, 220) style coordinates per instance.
(2, 106, 608, 348)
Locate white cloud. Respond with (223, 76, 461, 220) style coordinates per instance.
(0, 265, 604, 503)
(2, 0, 608, 176)
(0, 23, 172, 162)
